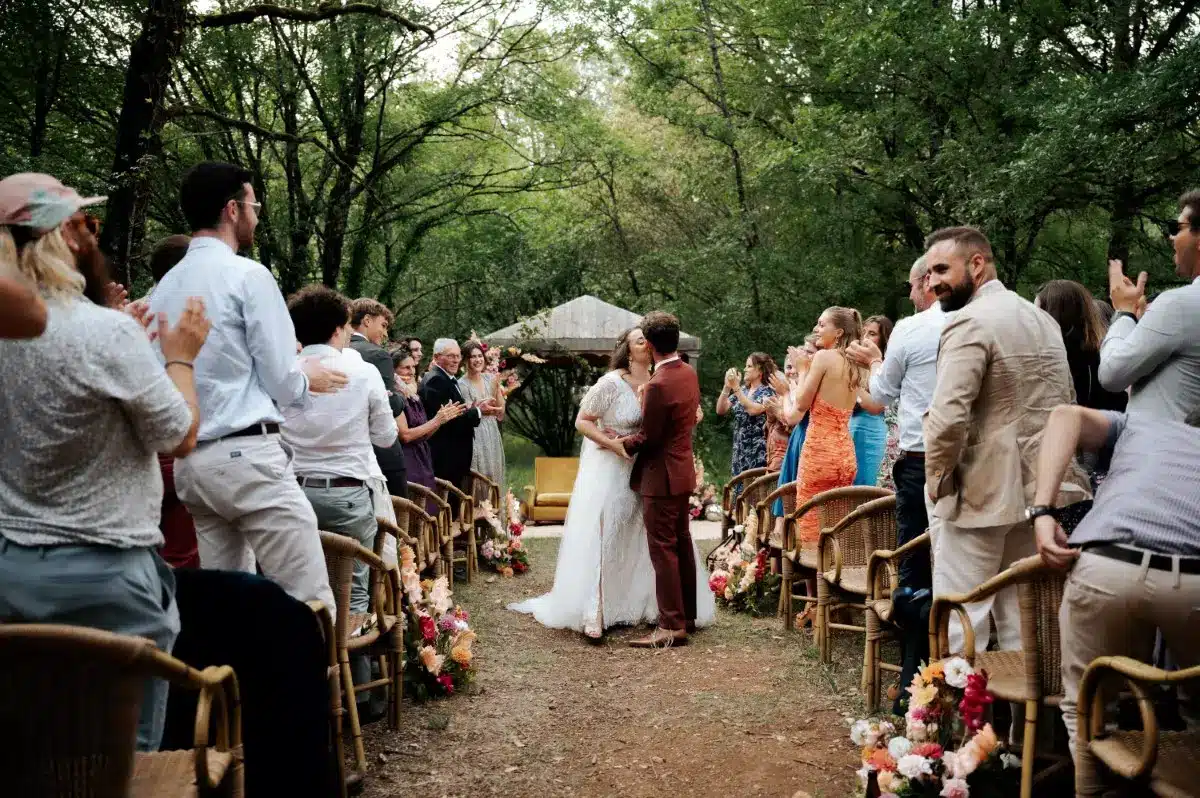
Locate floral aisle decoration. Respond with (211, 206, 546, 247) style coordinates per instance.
(849, 657, 1020, 797)
(476, 490, 530, 577)
(690, 455, 720, 521)
(706, 538, 781, 616)
(398, 544, 477, 700)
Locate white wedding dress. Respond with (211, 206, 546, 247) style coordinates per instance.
(508, 370, 716, 632)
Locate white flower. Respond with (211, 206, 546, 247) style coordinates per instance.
(895, 754, 933, 780)
(878, 720, 897, 739)
(1000, 752, 1021, 770)
(943, 656, 973, 688)
(850, 719, 870, 747)
(906, 718, 927, 742)
(940, 777, 970, 798)
(887, 736, 913, 760)
(429, 577, 453, 615)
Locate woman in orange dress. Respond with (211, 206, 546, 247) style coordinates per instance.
(787, 307, 866, 625)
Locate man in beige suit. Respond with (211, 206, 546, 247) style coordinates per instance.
(922, 226, 1090, 653)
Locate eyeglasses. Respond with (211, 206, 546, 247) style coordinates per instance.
(1165, 220, 1195, 236)
(237, 200, 262, 212)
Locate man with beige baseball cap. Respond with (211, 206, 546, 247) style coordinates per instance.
(0, 172, 211, 751)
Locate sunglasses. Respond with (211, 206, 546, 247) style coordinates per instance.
(82, 213, 102, 236)
(1165, 220, 1195, 237)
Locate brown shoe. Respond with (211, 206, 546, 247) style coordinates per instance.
(629, 627, 688, 648)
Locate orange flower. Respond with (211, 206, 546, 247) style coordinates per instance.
(867, 748, 897, 772)
(971, 723, 999, 759)
(501, 566, 514, 577)
(451, 646, 473, 667)
(920, 661, 945, 683)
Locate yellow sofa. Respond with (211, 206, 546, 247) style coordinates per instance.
(523, 457, 580, 524)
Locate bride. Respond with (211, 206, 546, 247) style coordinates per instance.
(509, 327, 716, 640)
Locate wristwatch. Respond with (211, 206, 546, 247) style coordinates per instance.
(1025, 505, 1058, 522)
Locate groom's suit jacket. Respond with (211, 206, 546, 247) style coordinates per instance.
(626, 358, 700, 497)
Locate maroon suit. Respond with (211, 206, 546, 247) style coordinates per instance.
(625, 358, 701, 632)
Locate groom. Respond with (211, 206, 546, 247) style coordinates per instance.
(621, 311, 702, 648)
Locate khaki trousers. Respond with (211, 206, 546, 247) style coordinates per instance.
(1060, 549, 1200, 759)
(931, 514, 1036, 654)
(175, 434, 335, 613)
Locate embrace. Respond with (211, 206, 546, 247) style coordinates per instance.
(510, 311, 715, 647)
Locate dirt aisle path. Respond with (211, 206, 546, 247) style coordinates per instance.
(361, 537, 862, 798)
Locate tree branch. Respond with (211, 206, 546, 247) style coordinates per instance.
(197, 2, 435, 39)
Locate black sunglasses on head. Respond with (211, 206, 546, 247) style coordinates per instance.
(1164, 219, 1194, 236)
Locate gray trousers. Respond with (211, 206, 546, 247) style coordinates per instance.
(0, 540, 180, 751)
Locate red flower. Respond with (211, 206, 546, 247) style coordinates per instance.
(709, 573, 728, 594)
(499, 359, 508, 369)
(480, 342, 489, 352)
(419, 614, 437, 643)
(754, 549, 768, 580)
(512, 561, 527, 573)
(959, 670, 994, 732)
(509, 522, 524, 537)
(911, 743, 943, 759)
(437, 673, 455, 694)
(690, 506, 702, 519)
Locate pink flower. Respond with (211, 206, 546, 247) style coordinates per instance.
(940, 778, 969, 798)
(911, 743, 943, 759)
(419, 614, 438, 643)
(709, 573, 728, 594)
(960, 670, 994, 732)
(437, 673, 454, 694)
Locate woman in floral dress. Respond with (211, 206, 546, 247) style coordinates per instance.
(716, 352, 777, 495)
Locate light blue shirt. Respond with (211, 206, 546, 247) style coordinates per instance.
(869, 303, 948, 453)
(1099, 276, 1200, 422)
(148, 237, 308, 441)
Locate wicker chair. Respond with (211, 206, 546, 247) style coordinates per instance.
(435, 478, 476, 587)
(928, 555, 1067, 798)
(816, 493, 897, 666)
(1076, 656, 1200, 797)
(708, 467, 773, 569)
(756, 479, 797, 554)
(863, 531, 932, 713)
(736, 470, 780, 545)
(0, 623, 243, 798)
(307, 599, 349, 798)
(401, 486, 449, 574)
(319, 531, 403, 775)
(780, 485, 892, 640)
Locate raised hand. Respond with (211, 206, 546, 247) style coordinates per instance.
(103, 281, 129, 311)
(158, 296, 210, 363)
(301, 356, 349, 394)
(767, 371, 789, 396)
(846, 339, 882, 368)
(724, 368, 740, 391)
(435, 401, 466, 424)
(1108, 259, 1147, 314)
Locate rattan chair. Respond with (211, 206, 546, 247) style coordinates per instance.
(0, 623, 243, 798)
(1076, 656, 1200, 797)
(435, 478, 476, 586)
(708, 467, 773, 568)
(405, 484, 449, 574)
(319, 531, 403, 775)
(928, 555, 1067, 798)
(755, 479, 797, 554)
(863, 531, 932, 713)
(780, 486, 892, 642)
(307, 599, 349, 798)
(736, 470, 780, 545)
(816, 493, 897, 666)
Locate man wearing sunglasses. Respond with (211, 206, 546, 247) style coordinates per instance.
(148, 161, 346, 613)
(1100, 189, 1200, 422)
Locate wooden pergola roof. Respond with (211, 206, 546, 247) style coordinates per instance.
(484, 295, 701, 358)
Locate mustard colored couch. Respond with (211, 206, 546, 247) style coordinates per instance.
(523, 457, 580, 523)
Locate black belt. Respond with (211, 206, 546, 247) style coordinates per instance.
(201, 422, 280, 445)
(297, 476, 365, 489)
(1083, 543, 1200, 575)
(900, 450, 925, 459)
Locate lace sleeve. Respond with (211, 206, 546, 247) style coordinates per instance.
(579, 373, 618, 418)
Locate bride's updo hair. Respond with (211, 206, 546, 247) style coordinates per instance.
(609, 327, 636, 371)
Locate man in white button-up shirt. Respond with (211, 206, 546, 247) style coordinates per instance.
(149, 162, 343, 611)
(282, 285, 398, 613)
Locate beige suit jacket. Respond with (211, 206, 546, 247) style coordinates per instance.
(924, 280, 1091, 528)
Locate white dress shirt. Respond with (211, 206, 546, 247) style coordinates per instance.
(869, 303, 948, 453)
(281, 345, 398, 480)
(148, 238, 309, 441)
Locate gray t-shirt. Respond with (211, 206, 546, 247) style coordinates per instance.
(0, 298, 192, 548)
(1070, 411, 1200, 556)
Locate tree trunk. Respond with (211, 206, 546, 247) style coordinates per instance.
(100, 0, 188, 285)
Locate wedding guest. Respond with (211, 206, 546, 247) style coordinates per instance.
(763, 364, 793, 472)
(148, 161, 338, 612)
(459, 340, 507, 499)
(716, 352, 777, 490)
(1036, 280, 1128, 413)
(923, 226, 1088, 653)
(768, 336, 819, 548)
(407, 337, 424, 369)
(1031, 403, 1200, 760)
(395, 353, 464, 512)
(0, 173, 208, 750)
(420, 338, 498, 517)
(349, 298, 408, 500)
(148, 234, 200, 569)
(1099, 189, 1200, 422)
(850, 315, 891, 488)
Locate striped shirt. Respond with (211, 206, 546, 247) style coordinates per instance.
(1069, 412, 1200, 556)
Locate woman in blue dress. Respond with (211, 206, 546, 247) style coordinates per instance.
(850, 316, 893, 487)
(716, 352, 777, 496)
(769, 336, 819, 548)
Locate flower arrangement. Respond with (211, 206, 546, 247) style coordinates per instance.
(707, 538, 781, 616)
(467, 331, 527, 395)
(476, 490, 530, 576)
(850, 658, 1019, 797)
(691, 455, 720, 520)
(398, 544, 476, 700)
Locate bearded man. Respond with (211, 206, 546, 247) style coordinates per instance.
(148, 161, 345, 612)
(922, 226, 1090, 654)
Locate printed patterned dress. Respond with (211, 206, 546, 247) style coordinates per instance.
(730, 384, 776, 492)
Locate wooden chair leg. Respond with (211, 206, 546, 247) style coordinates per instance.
(340, 649, 367, 773)
(817, 577, 831, 663)
(863, 614, 877, 712)
(327, 663, 348, 798)
(1020, 700, 1038, 798)
(781, 560, 794, 630)
(466, 524, 477, 582)
(388, 649, 402, 729)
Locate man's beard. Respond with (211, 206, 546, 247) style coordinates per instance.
(77, 238, 113, 306)
(236, 217, 255, 251)
(937, 274, 976, 312)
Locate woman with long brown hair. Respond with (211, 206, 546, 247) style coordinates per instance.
(850, 315, 893, 488)
(716, 351, 778, 489)
(1035, 280, 1127, 412)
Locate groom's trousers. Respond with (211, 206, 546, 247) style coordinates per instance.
(642, 494, 697, 631)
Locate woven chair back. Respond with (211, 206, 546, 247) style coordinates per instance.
(1020, 569, 1067, 698)
(319, 531, 359, 641)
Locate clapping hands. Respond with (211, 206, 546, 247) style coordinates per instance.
(723, 367, 741, 391)
(435, 401, 466, 425)
(846, 339, 882, 368)
(1108, 259, 1148, 315)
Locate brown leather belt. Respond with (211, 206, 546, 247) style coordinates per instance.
(297, 476, 365, 489)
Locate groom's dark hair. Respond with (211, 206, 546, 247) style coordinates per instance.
(641, 311, 680, 355)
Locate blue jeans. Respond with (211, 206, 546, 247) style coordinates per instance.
(0, 539, 180, 751)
